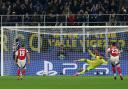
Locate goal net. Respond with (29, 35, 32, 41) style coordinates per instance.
(1, 26, 128, 76)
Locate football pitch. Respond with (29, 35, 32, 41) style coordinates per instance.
(0, 76, 127, 89)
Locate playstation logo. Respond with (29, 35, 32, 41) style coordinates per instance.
(36, 61, 57, 76)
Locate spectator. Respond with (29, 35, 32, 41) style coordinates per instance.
(103, 0, 110, 13)
(84, 11, 89, 25)
(31, 12, 40, 25)
(118, 6, 127, 25)
(109, 10, 117, 25)
(70, 0, 80, 14)
(24, 13, 32, 25)
(0, 0, 127, 26)
(67, 11, 76, 26)
(76, 10, 85, 26)
(45, 10, 56, 26)
(97, 11, 106, 26)
(33, 1, 43, 14)
(0, 2, 7, 15)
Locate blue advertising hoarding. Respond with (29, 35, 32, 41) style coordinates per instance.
(3, 52, 128, 76)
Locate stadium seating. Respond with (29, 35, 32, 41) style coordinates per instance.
(0, 0, 128, 26)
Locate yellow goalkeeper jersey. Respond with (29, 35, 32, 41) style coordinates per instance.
(88, 50, 108, 67)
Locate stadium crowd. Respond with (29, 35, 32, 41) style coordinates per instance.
(0, 0, 128, 26)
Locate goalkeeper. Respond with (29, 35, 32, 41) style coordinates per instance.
(74, 49, 108, 76)
(13, 38, 22, 60)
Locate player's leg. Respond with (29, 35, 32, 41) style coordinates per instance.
(75, 61, 93, 76)
(75, 69, 87, 76)
(17, 59, 22, 80)
(115, 56, 123, 80)
(21, 66, 26, 76)
(20, 60, 26, 79)
(116, 63, 123, 80)
(74, 58, 90, 63)
(20, 69, 25, 80)
(110, 56, 117, 80)
(111, 64, 117, 80)
(116, 64, 123, 80)
(13, 51, 15, 60)
(80, 65, 94, 74)
(75, 65, 94, 75)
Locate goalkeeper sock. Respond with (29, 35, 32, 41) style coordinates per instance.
(17, 69, 20, 76)
(79, 69, 88, 75)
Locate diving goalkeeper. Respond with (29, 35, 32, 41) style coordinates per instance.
(74, 49, 108, 76)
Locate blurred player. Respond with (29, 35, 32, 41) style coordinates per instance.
(13, 38, 22, 61)
(15, 44, 30, 80)
(106, 42, 123, 80)
(74, 49, 108, 76)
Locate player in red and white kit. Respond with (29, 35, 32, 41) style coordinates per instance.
(106, 42, 123, 80)
(15, 44, 30, 80)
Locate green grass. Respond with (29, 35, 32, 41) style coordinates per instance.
(0, 76, 127, 89)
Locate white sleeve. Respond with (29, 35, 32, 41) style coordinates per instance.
(107, 48, 110, 52)
(26, 49, 29, 53)
(15, 51, 18, 56)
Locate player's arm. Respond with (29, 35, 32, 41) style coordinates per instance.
(88, 49, 96, 58)
(118, 48, 121, 56)
(106, 48, 110, 59)
(15, 55, 17, 64)
(15, 51, 18, 64)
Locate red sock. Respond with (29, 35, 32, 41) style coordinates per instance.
(17, 69, 20, 76)
(22, 69, 26, 75)
(117, 67, 122, 75)
(112, 65, 116, 74)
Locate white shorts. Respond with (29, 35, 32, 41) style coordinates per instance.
(17, 59, 26, 69)
(110, 55, 119, 65)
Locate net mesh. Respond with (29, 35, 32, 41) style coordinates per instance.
(1, 26, 128, 76)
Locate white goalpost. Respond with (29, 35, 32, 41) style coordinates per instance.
(1, 26, 128, 76)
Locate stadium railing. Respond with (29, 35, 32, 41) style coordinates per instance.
(0, 14, 128, 27)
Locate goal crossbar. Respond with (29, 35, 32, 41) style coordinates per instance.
(1, 26, 128, 29)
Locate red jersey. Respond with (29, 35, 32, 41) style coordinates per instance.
(107, 46, 120, 57)
(15, 47, 28, 60)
